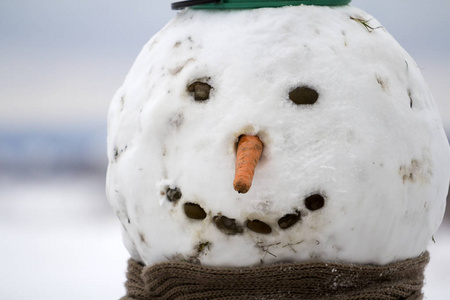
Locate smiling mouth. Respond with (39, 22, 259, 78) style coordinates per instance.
(165, 187, 325, 236)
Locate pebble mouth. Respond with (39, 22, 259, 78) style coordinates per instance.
(278, 212, 301, 230)
(246, 219, 272, 234)
(213, 214, 243, 235)
(168, 186, 325, 235)
(182, 202, 307, 235)
(184, 203, 207, 220)
(167, 187, 182, 202)
(304, 194, 325, 211)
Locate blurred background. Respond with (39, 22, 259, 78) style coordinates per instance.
(0, 0, 449, 299)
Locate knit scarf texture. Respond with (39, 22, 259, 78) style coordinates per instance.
(121, 251, 429, 300)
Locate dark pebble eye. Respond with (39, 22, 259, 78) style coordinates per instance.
(289, 86, 319, 105)
(305, 194, 325, 211)
(167, 187, 182, 202)
(184, 203, 207, 220)
(278, 212, 301, 229)
(213, 215, 243, 235)
(246, 219, 272, 234)
(188, 81, 212, 101)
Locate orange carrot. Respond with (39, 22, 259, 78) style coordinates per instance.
(233, 135, 264, 194)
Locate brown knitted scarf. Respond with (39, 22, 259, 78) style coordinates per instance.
(121, 251, 429, 300)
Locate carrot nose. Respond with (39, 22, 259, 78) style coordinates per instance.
(233, 135, 264, 194)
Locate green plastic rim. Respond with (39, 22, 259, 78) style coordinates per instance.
(172, 0, 351, 10)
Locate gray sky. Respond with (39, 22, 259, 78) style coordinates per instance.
(1, 0, 449, 129)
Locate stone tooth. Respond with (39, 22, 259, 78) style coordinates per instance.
(184, 203, 207, 220)
(167, 187, 182, 202)
(278, 212, 301, 230)
(305, 194, 325, 211)
(213, 214, 243, 235)
(246, 219, 272, 234)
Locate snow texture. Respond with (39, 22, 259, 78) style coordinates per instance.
(106, 5, 450, 267)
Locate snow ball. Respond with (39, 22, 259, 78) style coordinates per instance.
(106, 5, 450, 267)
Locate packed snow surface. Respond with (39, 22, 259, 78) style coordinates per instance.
(106, 5, 450, 267)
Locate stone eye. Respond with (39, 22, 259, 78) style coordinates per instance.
(188, 81, 212, 101)
(289, 86, 319, 105)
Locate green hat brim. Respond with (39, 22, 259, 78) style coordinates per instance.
(172, 0, 351, 10)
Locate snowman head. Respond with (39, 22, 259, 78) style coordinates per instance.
(106, 5, 449, 267)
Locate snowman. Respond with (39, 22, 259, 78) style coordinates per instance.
(107, 0, 450, 298)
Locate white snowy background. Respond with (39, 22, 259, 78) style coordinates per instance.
(0, 0, 449, 299)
